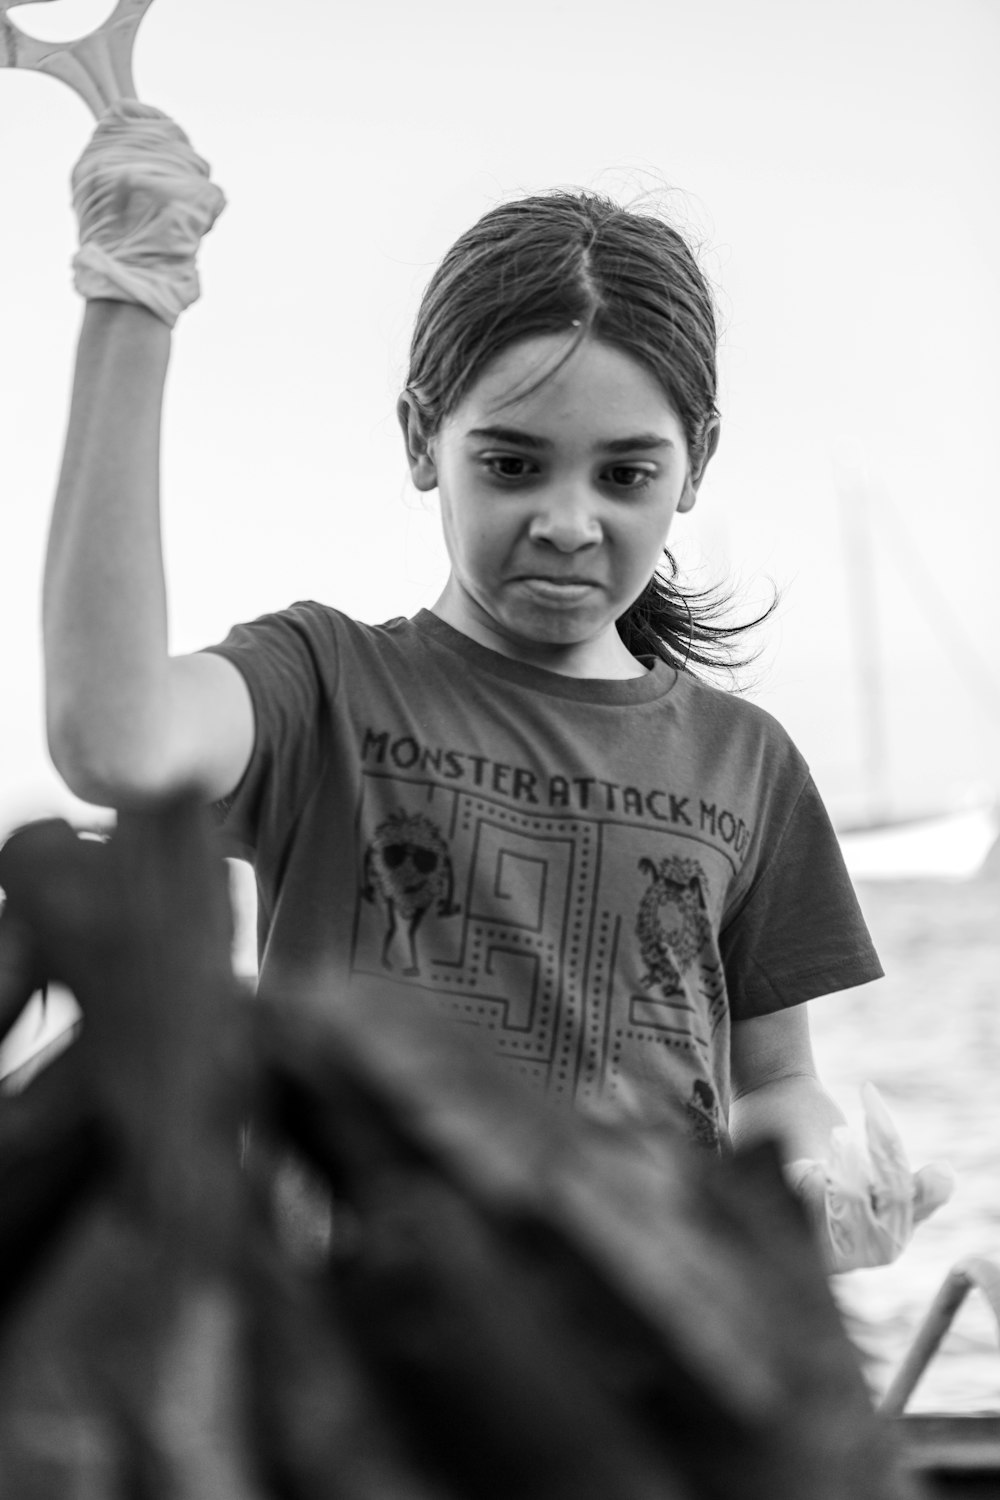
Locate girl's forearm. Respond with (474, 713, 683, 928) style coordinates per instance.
(43, 300, 174, 802)
(729, 1072, 847, 1164)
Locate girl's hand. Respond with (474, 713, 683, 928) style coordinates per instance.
(786, 1082, 956, 1273)
(71, 102, 226, 327)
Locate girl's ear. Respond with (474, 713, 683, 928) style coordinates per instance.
(680, 417, 721, 511)
(397, 393, 438, 492)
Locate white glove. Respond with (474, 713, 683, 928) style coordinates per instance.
(786, 1082, 956, 1273)
(71, 101, 226, 327)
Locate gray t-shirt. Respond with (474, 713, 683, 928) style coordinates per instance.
(206, 604, 881, 1150)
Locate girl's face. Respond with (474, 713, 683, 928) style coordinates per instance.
(402, 336, 709, 679)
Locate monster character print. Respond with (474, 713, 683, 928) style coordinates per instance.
(635, 854, 713, 998)
(361, 810, 461, 976)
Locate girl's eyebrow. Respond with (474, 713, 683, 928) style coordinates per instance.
(466, 425, 674, 453)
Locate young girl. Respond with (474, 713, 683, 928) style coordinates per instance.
(45, 104, 953, 1272)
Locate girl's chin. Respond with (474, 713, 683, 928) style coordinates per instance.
(487, 610, 628, 669)
(494, 607, 606, 650)
(444, 586, 624, 665)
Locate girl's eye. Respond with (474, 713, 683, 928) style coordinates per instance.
(482, 455, 536, 482)
(606, 465, 655, 491)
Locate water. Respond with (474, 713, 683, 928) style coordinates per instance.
(809, 873, 1000, 1414)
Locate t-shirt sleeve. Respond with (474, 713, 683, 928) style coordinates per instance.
(200, 603, 339, 866)
(720, 770, 883, 1018)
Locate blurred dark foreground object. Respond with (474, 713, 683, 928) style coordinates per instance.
(0, 797, 922, 1499)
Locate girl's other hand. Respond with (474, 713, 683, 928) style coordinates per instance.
(786, 1082, 957, 1274)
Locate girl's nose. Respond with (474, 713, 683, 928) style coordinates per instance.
(528, 493, 602, 551)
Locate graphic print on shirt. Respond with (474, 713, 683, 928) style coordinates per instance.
(685, 1078, 722, 1150)
(351, 727, 747, 1128)
(360, 810, 461, 976)
(635, 855, 713, 998)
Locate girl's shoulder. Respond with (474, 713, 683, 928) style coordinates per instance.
(269, 599, 407, 636)
(229, 600, 422, 655)
(671, 667, 804, 760)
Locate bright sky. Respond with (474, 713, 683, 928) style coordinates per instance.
(1, 0, 998, 838)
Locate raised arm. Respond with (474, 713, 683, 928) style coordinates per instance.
(42, 104, 252, 808)
(43, 301, 253, 805)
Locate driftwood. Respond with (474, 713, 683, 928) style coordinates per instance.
(0, 0, 155, 119)
(0, 797, 923, 1498)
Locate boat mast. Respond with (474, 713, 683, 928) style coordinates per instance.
(834, 463, 893, 830)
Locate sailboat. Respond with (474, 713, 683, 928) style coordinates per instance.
(830, 460, 999, 881)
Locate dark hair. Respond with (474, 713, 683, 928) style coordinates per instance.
(404, 190, 775, 684)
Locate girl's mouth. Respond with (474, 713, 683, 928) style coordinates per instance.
(516, 577, 597, 603)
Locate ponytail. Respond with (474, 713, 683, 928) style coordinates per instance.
(618, 552, 777, 686)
